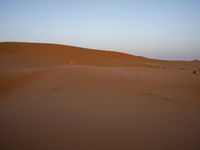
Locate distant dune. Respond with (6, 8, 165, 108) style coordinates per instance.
(0, 42, 200, 150)
(1, 42, 199, 68)
(0, 42, 153, 68)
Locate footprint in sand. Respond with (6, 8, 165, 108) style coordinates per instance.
(50, 78, 81, 93)
(50, 80, 66, 93)
(135, 73, 144, 83)
(139, 89, 173, 102)
(50, 87, 62, 93)
(139, 89, 154, 97)
(163, 96, 172, 101)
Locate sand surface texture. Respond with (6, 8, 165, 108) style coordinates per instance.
(0, 42, 200, 150)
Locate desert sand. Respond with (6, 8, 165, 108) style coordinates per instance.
(0, 42, 200, 150)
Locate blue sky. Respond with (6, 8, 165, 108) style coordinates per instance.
(0, 0, 200, 60)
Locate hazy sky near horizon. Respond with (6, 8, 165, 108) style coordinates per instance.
(0, 0, 200, 60)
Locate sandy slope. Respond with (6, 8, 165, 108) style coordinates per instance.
(0, 42, 200, 150)
(0, 42, 152, 68)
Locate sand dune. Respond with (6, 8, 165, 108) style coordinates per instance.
(1, 42, 199, 68)
(0, 42, 200, 150)
(0, 42, 153, 68)
(0, 68, 45, 96)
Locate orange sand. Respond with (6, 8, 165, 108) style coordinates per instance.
(0, 42, 200, 150)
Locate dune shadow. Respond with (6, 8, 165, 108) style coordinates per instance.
(0, 70, 45, 97)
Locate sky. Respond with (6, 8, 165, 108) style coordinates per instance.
(0, 0, 200, 60)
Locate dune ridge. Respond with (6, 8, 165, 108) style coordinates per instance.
(0, 42, 152, 68)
